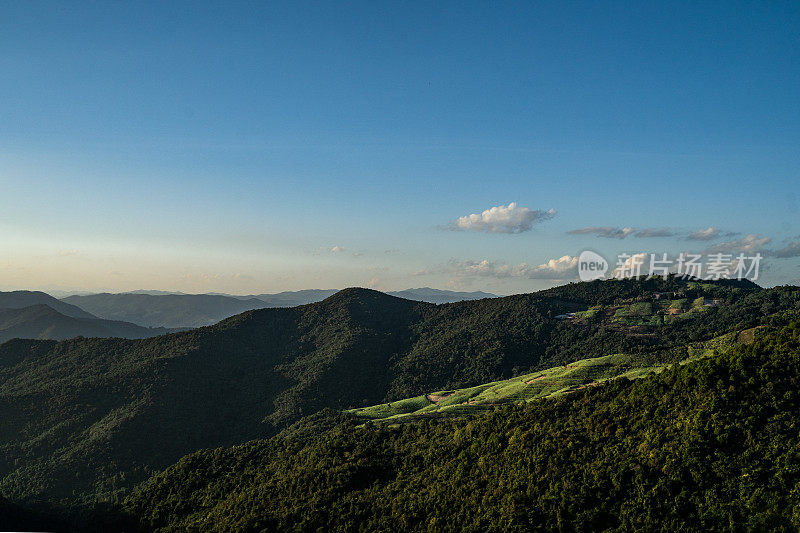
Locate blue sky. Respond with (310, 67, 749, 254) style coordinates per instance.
(1, 1, 798, 294)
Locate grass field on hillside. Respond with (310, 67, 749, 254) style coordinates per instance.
(349, 330, 746, 423)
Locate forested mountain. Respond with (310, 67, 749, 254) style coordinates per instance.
(124, 321, 800, 532)
(1, 278, 796, 507)
(0, 290, 97, 319)
(62, 288, 498, 328)
(0, 278, 798, 531)
(0, 305, 177, 342)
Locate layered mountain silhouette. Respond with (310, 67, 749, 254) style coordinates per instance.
(62, 287, 498, 328)
(0, 304, 177, 343)
(61, 293, 273, 328)
(0, 290, 97, 319)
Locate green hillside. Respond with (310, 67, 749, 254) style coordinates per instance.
(348, 331, 746, 423)
(121, 321, 800, 532)
(0, 278, 797, 510)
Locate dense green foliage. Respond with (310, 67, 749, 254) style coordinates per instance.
(1, 278, 798, 516)
(125, 322, 800, 532)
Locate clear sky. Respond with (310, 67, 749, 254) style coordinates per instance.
(1, 1, 799, 295)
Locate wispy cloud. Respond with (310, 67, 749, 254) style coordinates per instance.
(686, 227, 738, 241)
(634, 228, 675, 238)
(775, 239, 800, 259)
(450, 203, 556, 234)
(568, 226, 635, 239)
(706, 234, 772, 254)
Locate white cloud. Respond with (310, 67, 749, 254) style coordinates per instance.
(58, 249, 79, 256)
(568, 226, 635, 239)
(685, 227, 741, 241)
(706, 235, 771, 254)
(330, 246, 346, 253)
(451, 203, 556, 234)
(687, 227, 720, 241)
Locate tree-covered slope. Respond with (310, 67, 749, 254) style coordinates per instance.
(0, 289, 425, 503)
(125, 321, 800, 532)
(0, 279, 796, 506)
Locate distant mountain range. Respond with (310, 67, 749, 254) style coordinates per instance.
(61, 293, 273, 329)
(0, 290, 97, 319)
(62, 288, 498, 328)
(386, 287, 497, 303)
(0, 304, 178, 343)
(0, 288, 497, 341)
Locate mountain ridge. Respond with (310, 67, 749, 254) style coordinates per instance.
(0, 277, 790, 506)
(61, 287, 499, 328)
(0, 291, 97, 319)
(0, 304, 180, 343)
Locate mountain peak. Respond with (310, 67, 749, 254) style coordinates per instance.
(322, 287, 406, 304)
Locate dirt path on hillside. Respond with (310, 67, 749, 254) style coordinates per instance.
(426, 392, 455, 403)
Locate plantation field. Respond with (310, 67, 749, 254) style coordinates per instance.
(349, 331, 745, 423)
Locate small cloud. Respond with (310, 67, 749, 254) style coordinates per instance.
(685, 227, 739, 241)
(450, 203, 556, 234)
(634, 228, 675, 238)
(568, 226, 635, 239)
(352, 252, 363, 257)
(58, 249, 79, 256)
(706, 234, 772, 255)
(330, 246, 346, 253)
(687, 227, 719, 241)
(366, 277, 380, 288)
(775, 240, 800, 259)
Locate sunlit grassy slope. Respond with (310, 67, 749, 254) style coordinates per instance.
(348, 330, 750, 422)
